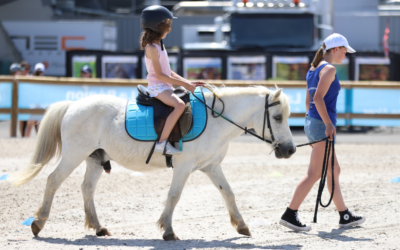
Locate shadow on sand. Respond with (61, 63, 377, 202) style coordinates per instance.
(315, 227, 373, 242)
(32, 235, 303, 249)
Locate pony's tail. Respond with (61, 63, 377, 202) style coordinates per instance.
(9, 101, 73, 187)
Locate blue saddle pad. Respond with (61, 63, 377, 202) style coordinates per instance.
(126, 87, 207, 142)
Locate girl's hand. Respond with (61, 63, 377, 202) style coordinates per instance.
(191, 81, 205, 87)
(325, 123, 336, 141)
(185, 82, 196, 93)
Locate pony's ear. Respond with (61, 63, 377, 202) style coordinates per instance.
(273, 88, 282, 100)
(274, 84, 279, 90)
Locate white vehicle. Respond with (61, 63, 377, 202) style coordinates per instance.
(2, 20, 117, 76)
(178, 0, 333, 50)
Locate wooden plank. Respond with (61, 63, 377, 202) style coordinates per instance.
(18, 109, 45, 114)
(14, 76, 147, 86)
(8, 110, 400, 120)
(0, 109, 45, 115)
(0, 108, 11, 113)
(10, 79, 18, 137)
(340, 81, 400, 89)
(349, 113, 400, 119)
(206, 80, 306, 88)
(0, 76, 14, 82)
(6, 76, 400, 89)
(289, 113, 307, 118)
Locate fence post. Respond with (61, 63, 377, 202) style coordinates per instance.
(345, 88, 353, 127)
(10, 77, 18, 137)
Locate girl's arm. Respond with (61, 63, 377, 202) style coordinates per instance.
(147, 45, 195, 92)
(171, 70, 206, 87)
(171, 71, 185, 81)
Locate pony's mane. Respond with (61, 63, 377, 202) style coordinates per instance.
(206, 85, 290, 118)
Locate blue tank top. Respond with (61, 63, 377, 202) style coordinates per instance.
(306, 63, 341, 126)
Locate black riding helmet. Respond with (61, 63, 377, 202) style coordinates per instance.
(141, 5, 177, 33)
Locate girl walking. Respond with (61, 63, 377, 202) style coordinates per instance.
(279, 33, 366, 231)
(140, 5, 204, 155)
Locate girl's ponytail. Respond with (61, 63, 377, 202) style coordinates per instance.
(311, 43, 326, 68)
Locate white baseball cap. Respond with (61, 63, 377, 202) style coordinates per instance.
(9, 63, 22, 73)
(34, 63, 45, 72)
(323, 33, 356, 53)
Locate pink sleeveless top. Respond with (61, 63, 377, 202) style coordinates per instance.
(144, 43, 172, 88)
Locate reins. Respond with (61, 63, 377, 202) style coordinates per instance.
(192, 86, 280, 145)
(297, 137, 335, 223)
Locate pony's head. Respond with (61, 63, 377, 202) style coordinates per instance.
(252, 86, 296, 159)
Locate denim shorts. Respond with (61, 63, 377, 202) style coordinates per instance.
(304, 115, 336, 143)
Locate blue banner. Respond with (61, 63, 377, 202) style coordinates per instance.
(349, 88, 400, 126)
(288, 118, 347, 126)
(352, 88, 400, 114)
(0, 83, 12, 108)
(18, 83, 138, 109)
(283, 88, 346, 113)
(0, 83, 399, 127)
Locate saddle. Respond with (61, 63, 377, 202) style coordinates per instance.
(136, 85, 194, 166)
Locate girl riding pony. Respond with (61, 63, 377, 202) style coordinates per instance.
(140, 5, 204, 155)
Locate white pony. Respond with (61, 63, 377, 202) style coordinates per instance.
(10, 86, 296, 240)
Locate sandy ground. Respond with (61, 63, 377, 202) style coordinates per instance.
(0, 121, 399, 250)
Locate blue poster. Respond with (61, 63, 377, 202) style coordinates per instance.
(18, 83, 138, 109)
(2, 83, 399, 127)
(0, 83, 12, 120)
(350, 88, 400, 126)
(352, 89, 400, 114)
(288, 118, 346, 126)
(0, 83, 12, 108)
(283, 88, 346, 114)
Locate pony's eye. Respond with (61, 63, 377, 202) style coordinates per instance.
(274, 115, 282, 121)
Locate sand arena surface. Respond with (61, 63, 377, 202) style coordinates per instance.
(0, 127, 399, 250)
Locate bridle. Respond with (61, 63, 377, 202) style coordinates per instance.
(192, 88, 281, 145)
(262, 94, 281, 144)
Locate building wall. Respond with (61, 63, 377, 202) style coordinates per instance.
(0, 0, 52, 20)
(0, 0, 53, 67)
(0, 22, 20, 62)
(111, 16, 215, 51)
(1, 0, 400, 59)
(333, 0, 381, 52)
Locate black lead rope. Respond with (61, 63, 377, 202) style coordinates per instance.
(297, 136, 335, 223)
(314, 139, 335, 223)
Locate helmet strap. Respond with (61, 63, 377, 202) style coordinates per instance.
(160, 39, 164, 51)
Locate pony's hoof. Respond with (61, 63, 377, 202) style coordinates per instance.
(31, 221, 41, 236)
(163, 233, 180, 241)
(96, 227, 112, 236)
(238, 226, 251, 236)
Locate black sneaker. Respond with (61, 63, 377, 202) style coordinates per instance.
(279, 207, 311, 232)
(339, 208, 366, 228)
